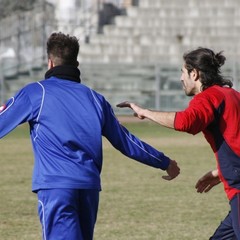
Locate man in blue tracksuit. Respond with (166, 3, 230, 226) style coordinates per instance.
(0, 32, 180, 240)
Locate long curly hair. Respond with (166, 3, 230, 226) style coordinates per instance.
(183, 47, 233, 91)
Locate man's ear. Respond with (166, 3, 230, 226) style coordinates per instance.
(48, 59, 54, 69)
(191, 68, 200, 81)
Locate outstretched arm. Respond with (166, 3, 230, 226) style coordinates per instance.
(100, 99, 180, 180)
(195, 169, 221, 193)
(117, 102, 176, 129)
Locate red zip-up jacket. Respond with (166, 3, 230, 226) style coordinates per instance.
(175, 85, 240, 200)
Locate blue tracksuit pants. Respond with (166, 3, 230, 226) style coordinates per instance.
(37, 189, 99, 240)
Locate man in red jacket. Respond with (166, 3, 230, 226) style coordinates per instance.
(117, 47, 240, 239)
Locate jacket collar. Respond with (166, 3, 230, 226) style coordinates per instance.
(45, 65, 81, 83)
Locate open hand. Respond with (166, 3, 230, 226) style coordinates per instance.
(117, 102, 146, 119)
(195, 169, 220, 193)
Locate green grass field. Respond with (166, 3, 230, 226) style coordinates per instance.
(0, 121, 228, 240)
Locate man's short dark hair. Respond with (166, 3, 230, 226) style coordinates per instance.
(47, 32, 79, 66)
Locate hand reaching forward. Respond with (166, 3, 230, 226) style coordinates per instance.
(117, 101, 146, 119)
(162, 159, 180, 181)
(195, 169, 221, 193)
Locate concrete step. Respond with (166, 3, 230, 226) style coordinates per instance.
(127, 6, 236, 18)
(139, 0, 240, 8)
(114, 15, 236, 28)
(89, 34, 179, 46)
(103, 24, 240, 38)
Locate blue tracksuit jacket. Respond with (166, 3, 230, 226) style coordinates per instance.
(0, 74, 170, 192)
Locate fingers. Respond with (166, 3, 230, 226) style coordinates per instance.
(195, 177, 209, 192)
(116, 101, 130, 108)
(196, 183, 214, 193)
(195, 178, 203, 189)
(204, 185, 214, 193)
(195, 178, 219, 193)
(195, 170, 220, 194)
(116, 102, 146, 120)
(162, 173, 179, 181)
(195, 183, 206, 193)
(162, 175, 174, 181)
